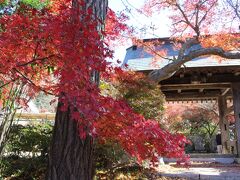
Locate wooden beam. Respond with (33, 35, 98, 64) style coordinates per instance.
(164, 90, 233, 101)
(166, 98, 218, 102)
(221, 88, 230, 96)
(161, 73, 240, 85)
(235, 72, 240, 76)
(165, 90, 222, 97)
(175, 66, 240, 74)
(161, 83, 231, 91)
(166, 98, 217, 101)
(141, 66, 240, 75)
(199, 89, 204, 93)
(207, 73, 212, 77)
(218, 96, 230, 154)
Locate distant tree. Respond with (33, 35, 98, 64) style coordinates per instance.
(102, 71, 165, 121)
(96, 72, 166, 173)
(164, 103, 219, 152)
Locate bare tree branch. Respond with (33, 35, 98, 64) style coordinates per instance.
(149, 44, 240, 82)
(13, 68, 55, 96)
(226, 0, 240, 20)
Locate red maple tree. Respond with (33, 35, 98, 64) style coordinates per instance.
(0, 0, 188, 178)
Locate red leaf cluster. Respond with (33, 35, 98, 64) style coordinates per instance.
(0, 1, 188, 163)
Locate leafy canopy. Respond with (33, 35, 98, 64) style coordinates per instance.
(0, 0, 188, 163)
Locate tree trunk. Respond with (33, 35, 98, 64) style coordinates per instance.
(47, 0, 108, 179)
(47, 104, 94, 180)
(0, 111, 16, 154)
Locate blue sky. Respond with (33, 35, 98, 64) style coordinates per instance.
(108, 0, 171, 62)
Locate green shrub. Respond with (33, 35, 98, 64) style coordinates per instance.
(94, 141, 130, 170)
(0, 123, 53, 179)
(5, 123, 52, 158)
(0, 156, 47, 179)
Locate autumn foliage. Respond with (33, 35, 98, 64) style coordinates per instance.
(105, 71, 165, 121)
(0, 0, 188, 164)
(164, 103, 219, 132)
(98, 71, 189, 163)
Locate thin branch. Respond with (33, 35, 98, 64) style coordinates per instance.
(226, 0, 240, 20)
(175, 3, 196, 32)
(198, 1, 218, 27)
(13, 68, 56, 96)
(0, 81, 12, 89)
(16, 54, 57, 67)
(195, 4, 200, 36)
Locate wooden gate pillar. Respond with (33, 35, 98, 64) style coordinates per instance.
(218, 95, 230, 154)
(232, 82, 240, 157)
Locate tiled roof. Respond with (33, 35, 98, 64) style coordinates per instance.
(122, 39, 240, 71)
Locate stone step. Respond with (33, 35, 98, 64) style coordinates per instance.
(189, 153, 236, 158)
(163, 157, 235, 164)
